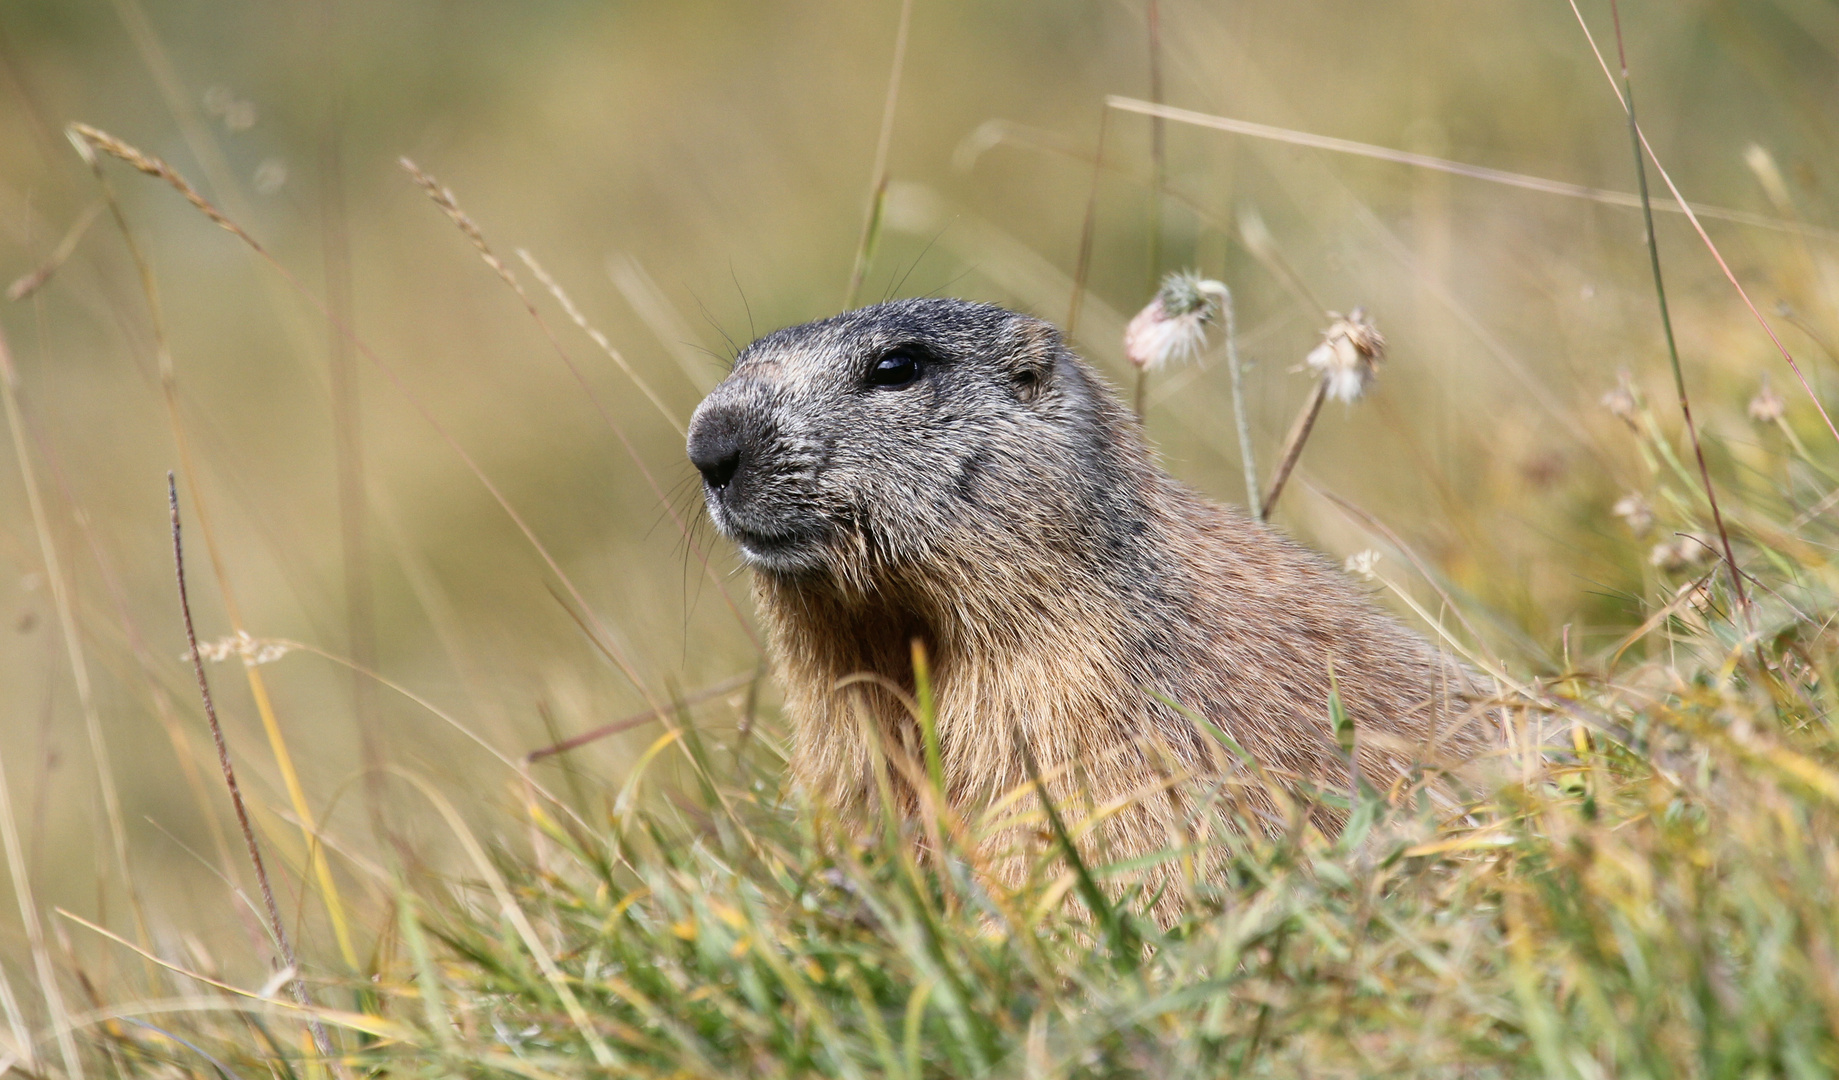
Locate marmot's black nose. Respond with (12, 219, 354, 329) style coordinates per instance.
(687, 408, 745, 490)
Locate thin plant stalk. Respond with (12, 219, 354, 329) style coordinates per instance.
(1220, 284, 1260, 517)
(1067, 105, 1110, 335)
(1107, 95, 1839, 244)
(1145, 0, 1165, 289)
(1133, 368, 1149, 418)
(0, 963, 32, 1075)
(1261, 379, 1327, 521)
(525, 671, 757, 763)
(1565, 0, 1839, 452)
(845, 0, 915, 309)
(316, 0, 387, 846)
(0, 742, 81, 1080)
(5, 201, 101, 302)
(170, 474, 337, 1064)
(1607, 0, 1746, 616)
(0, 323, 149, 951)
(512, 250, 760, 650)
(515, 249, 683, 437)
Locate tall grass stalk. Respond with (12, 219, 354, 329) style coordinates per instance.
(1106, 95, 1839, 243)
(315, 1, 385, 845)
(170, 473, 337, 1065)
(0, 324, 148, 952)
(1605, 0, 1747, 615)
(845, 0, 915, 308)
(0, 742, 80, 1079)
(1144, 0, 1165, 289)
(1067, 105, 1110, 335)
(1219, 284, 1260, 517)
(1260, 378, 1326, 521)
(1565, 0, 1839, 451)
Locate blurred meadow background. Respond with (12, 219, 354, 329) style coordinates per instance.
(4, 0, 1839, 1071)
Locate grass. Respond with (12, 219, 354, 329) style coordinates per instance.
(33, 575, 1839, 1077)
(7, 2, 1839, 1077)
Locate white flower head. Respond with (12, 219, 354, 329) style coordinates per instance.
(187, 629, 292, 668)
(1601, 370, 1638, 426)
(1748, 375, 1785, 424)
(1649, 533, 1713, 573)
(1612, 493, 1654, 538)
(1305, 307, 1385, 404)
(1344, 549, 1383, 580)
(1124, 270, 1229, 372)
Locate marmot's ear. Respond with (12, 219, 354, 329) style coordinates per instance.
(1005, 316, 1061, 404)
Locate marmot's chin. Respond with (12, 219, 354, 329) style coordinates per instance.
(711, 510, 827, 575)
(736, 542, 825, 576)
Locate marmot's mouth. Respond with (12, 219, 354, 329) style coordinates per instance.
(726, 523, 826, 572)
(731, 526, 802, 553)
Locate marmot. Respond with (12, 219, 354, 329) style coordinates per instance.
(687, 298, 1484, 890)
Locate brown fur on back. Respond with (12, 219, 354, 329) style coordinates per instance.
(686, 299, 1486, 897)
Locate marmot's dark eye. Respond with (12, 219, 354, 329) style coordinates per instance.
(866, 350, 921, 390)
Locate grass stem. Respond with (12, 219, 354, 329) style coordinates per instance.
(1565, 0, 1839, 453)
(1220, 284, 1260, 517)
(1606, 0, 1747, 616)
(846, 0, 915, 309)
(1067, 106, 1110, 335)
(1145, 0, 1165, 290)
(0, 323, 149, 953)
(1261, 378, 1327, 521)
(169, 474, 336, 1065)
(0, 740, 81, 1079)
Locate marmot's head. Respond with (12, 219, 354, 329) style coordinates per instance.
(687, 299, 1137, 590)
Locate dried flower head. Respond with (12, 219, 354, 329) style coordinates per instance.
(1748, 375, 1785, 424)
(1601, 370, 1638, 427)
(1344, 549, 1383, 580)
(1649, 533, 1713, 573)
(1682, 578, 1716, 615)
(1612, 493, 1654, 538)
(1305, 308, 1385, 404)
(1124, 270, 1229, 372)
(187, 629, 292, 668)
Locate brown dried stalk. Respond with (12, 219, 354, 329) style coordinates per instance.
(170, 474, 336, 1064)
(1260, 379, 1326, 522)
(1604, 0, 1747, 616)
